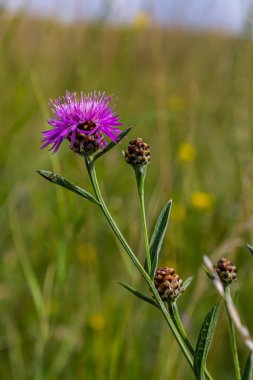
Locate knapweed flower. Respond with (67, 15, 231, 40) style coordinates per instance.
(41, 91, 123, 155)
(214, 257, 237, 286)
(154, 267, 184, 302)
(124, 137, 151, 167)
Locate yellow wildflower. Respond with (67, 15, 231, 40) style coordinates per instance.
(87, 314, 105, 331)
(178, 143, 196, 162)
(134, 12, 150, 30)
(191, 192, 214, 211)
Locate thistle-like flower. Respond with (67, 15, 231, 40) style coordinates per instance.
(154, 267, 184, 302)
(214, 257, 237, 286)
(124, 137, 151, 167)
(41, 91, 123, 154)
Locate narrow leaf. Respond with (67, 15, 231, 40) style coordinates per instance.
(246, 244, 253, 257)
(182, 276, 193, 292)
(146, 200, 172, 277)
(242, 352, 253, 380)
(194, 302, 221, 380)
(202, 264, 214, 280)
(37, 170, 99, 204)
(93, 126, 132, 161)
(119, 282, 158, 308)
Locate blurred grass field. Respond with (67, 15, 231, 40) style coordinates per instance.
(1, 9, 253, 380)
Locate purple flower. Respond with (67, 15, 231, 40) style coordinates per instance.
(41, 91, 123, 154)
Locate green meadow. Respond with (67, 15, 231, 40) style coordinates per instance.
(1, 10, 253, 379)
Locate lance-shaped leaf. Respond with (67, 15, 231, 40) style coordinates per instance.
(242, 352, 253, 380)
(119, 282, 158, 308)
(145, 200, 172, 277)
(202, 264, 214, 280)
(37, 170, 99, 204)
(194, 302, 221, 380)
(93, 126, 132, 161)
(182, 276, 193, 292)
(246, 244, 253, 257)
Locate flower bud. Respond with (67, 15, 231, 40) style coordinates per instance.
(124, 137, 151, 167)
(214, 257, 237, 286)
(154, 267, 184, 302)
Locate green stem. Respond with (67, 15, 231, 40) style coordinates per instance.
(169, 302, 192, 350)
(85, 156, 194, 372)
(225, 287, 241, 380)
(135, 167, 151, 275)
(169, 302, 213, 380)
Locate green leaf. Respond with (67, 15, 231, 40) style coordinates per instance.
(119, 282, 158, 308)
(182, 276, 193, 292)
(146, 200, 172, 277)
(242, 352, 253, 380)
(246, 244, 253, 257)
(93, 126, 132, 161)
(194, 302, 221, 380)
(202, 264, 214, 280)
(37, 170, 99, 204)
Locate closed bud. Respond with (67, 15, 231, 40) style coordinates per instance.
(214, 257, 237, 286)
(154, 267, 184, 302)
(124, 137, 151, 167)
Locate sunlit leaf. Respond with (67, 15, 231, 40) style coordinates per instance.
(37, 170, 99, 204)
(202, 264, 214, 280)
(182, 276, 193, 292)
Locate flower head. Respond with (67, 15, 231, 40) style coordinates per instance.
(214, 257, 237, 286)
(124, 137, 151, 167)
(178, 143, 196, 163)
(41, 91, 123, 154)
(154, 267, 184, 302)
(191, 191, 214, 211)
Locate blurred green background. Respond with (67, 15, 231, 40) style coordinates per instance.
(0, 6, 253, 380)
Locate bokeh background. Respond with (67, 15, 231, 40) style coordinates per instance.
(1, 1, 253, 379)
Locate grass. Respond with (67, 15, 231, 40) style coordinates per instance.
(0, 9, 253, 379)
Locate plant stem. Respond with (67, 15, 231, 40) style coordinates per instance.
(169, 302, 192, 351)
(225, 286, 241, 380)
(169, 302, 213, 380)
(85, 156, 194, 372)
(135, 167, 151, 275)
